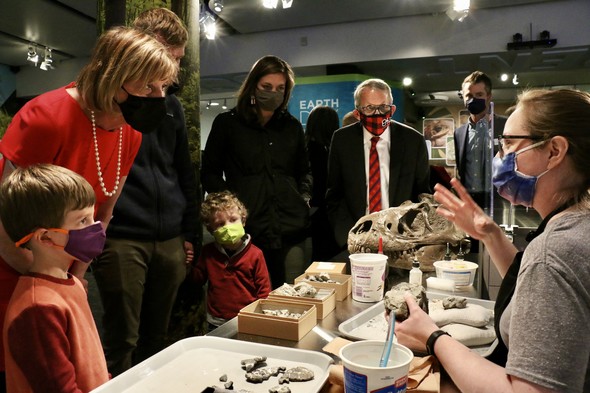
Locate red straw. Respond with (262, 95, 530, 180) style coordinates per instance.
(378, 237, 383, 254)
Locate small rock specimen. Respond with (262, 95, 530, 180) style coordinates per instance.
(443, 296, 467, 309)
(383, 282, 428, 320)
(273, 282, 318, 298)
(283, 366, 314, 382)
(261, 309, 303, 319)
(269, 385, 291, 393)
(305, 272, 336, 283)
(241, 356, 267, 372)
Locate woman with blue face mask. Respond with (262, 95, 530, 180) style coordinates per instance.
(393, 89, 590, 393)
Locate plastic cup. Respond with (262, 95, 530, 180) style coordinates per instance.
(340, 340, 413, 393)
(349, 253, 387, 302)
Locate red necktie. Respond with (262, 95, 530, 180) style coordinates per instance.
(369, 136, 382, 213)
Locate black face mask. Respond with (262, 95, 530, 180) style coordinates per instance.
(166, 82, 181, 96)
(466, 97, 487, 115)
(118, 87, 167, 134)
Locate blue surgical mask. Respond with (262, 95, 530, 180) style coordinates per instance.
(492, 140, 549, 207)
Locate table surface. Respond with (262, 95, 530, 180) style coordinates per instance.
(207, 275, 475, 392)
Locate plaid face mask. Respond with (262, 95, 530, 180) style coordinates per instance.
(358, 112, 392, 136)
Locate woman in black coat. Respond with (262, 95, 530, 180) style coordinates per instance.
(201, 55, 312, 288)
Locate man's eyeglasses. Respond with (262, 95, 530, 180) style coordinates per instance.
(357, 104, 393, 115)
(496, 135, 544, 157)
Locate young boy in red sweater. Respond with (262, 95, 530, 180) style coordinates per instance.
(0, 164, 109, 393)
(191, 191, 271, 330)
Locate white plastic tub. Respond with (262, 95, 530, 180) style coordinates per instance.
(433, 260, 478, 287)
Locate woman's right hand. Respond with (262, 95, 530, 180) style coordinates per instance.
(433, 178, 498, 241)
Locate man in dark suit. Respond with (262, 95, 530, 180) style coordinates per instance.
(326, 78, 431, 248)
(454, 71, 507, 209)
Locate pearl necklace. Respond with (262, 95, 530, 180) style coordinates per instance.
(90, 110, 122, 197)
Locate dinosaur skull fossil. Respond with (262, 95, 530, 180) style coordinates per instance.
(347, 194, 469, 271)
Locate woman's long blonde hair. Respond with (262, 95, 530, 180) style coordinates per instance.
(76, 26, 178, 113)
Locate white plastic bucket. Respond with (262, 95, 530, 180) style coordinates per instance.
(349, 253, 387, 302)
(340, 340, 413, 393)
(433, 260, 478, 287)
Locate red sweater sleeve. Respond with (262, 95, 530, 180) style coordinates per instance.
(7, 305, 83, 393)
(252, 248, 271, 298)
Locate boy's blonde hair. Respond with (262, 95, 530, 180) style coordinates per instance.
(0, 164, 95, 244)
(201, 191, 248, 231)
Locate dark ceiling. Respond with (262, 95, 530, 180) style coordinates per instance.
(1, 0, 589, 105)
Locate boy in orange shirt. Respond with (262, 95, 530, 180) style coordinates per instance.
(0, 164, 109, 393)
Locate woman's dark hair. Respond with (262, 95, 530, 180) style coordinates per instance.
(305, 106, 340, 149)
(235, 55, 295, 124)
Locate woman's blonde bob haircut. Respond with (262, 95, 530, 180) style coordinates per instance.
(76, 26, 178, 113)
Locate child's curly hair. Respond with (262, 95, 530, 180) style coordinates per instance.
(201, 191, 248, 231)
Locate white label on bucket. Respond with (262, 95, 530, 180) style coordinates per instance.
(350, 263, 386, 302)
(343, 367, 408, 393)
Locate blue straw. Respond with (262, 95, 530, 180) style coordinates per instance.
(379, 315, 395, 367)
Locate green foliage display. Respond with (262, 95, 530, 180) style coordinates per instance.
(0, 109, 12, 139)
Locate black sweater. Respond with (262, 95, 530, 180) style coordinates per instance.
(106, 94, 199, 244)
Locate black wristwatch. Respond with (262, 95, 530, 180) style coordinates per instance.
(426, 330, 451, 356)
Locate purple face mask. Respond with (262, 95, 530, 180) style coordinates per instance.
(52, 222, 106, 263)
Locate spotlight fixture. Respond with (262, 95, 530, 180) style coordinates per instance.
(39, 47, 54, 71)
(402, 77, 413, 87)
(263, 0, 293, 9)
(222, 99, 228, 110)
(500, 73, 509, 82)
(512, 74, 519, 85)
(446, 0, 470, 22)
(26, 43, 39, 65)
(206, 100, 211, 110)
(202, 14, 216, 39)
(212, 0, 223, 13)
(512, 33, 523, 43)
(507, 29, 557, 50)
(263, 0, 278, 8)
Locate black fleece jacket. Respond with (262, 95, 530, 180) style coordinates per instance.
(106, 94, 199, 244)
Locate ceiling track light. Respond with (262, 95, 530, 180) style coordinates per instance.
(199, 2, 217, 39)
(263, 0, 278, 8)
(446, 0, 470, 22)
(39, 47, 54, 71)
(212, 0, 223, 13)
(222, 99, 228, 110)
(263, 0, 293, 9)
(26, 43, 39, 65)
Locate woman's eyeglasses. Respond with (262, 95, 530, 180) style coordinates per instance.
(496, 135, 544, 157)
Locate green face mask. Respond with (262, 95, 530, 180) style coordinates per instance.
(213, 223, 245, 247)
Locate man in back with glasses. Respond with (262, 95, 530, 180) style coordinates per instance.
(326, 78, 431, 250)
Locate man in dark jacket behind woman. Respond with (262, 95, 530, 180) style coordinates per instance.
(202, 55, 312, 289)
